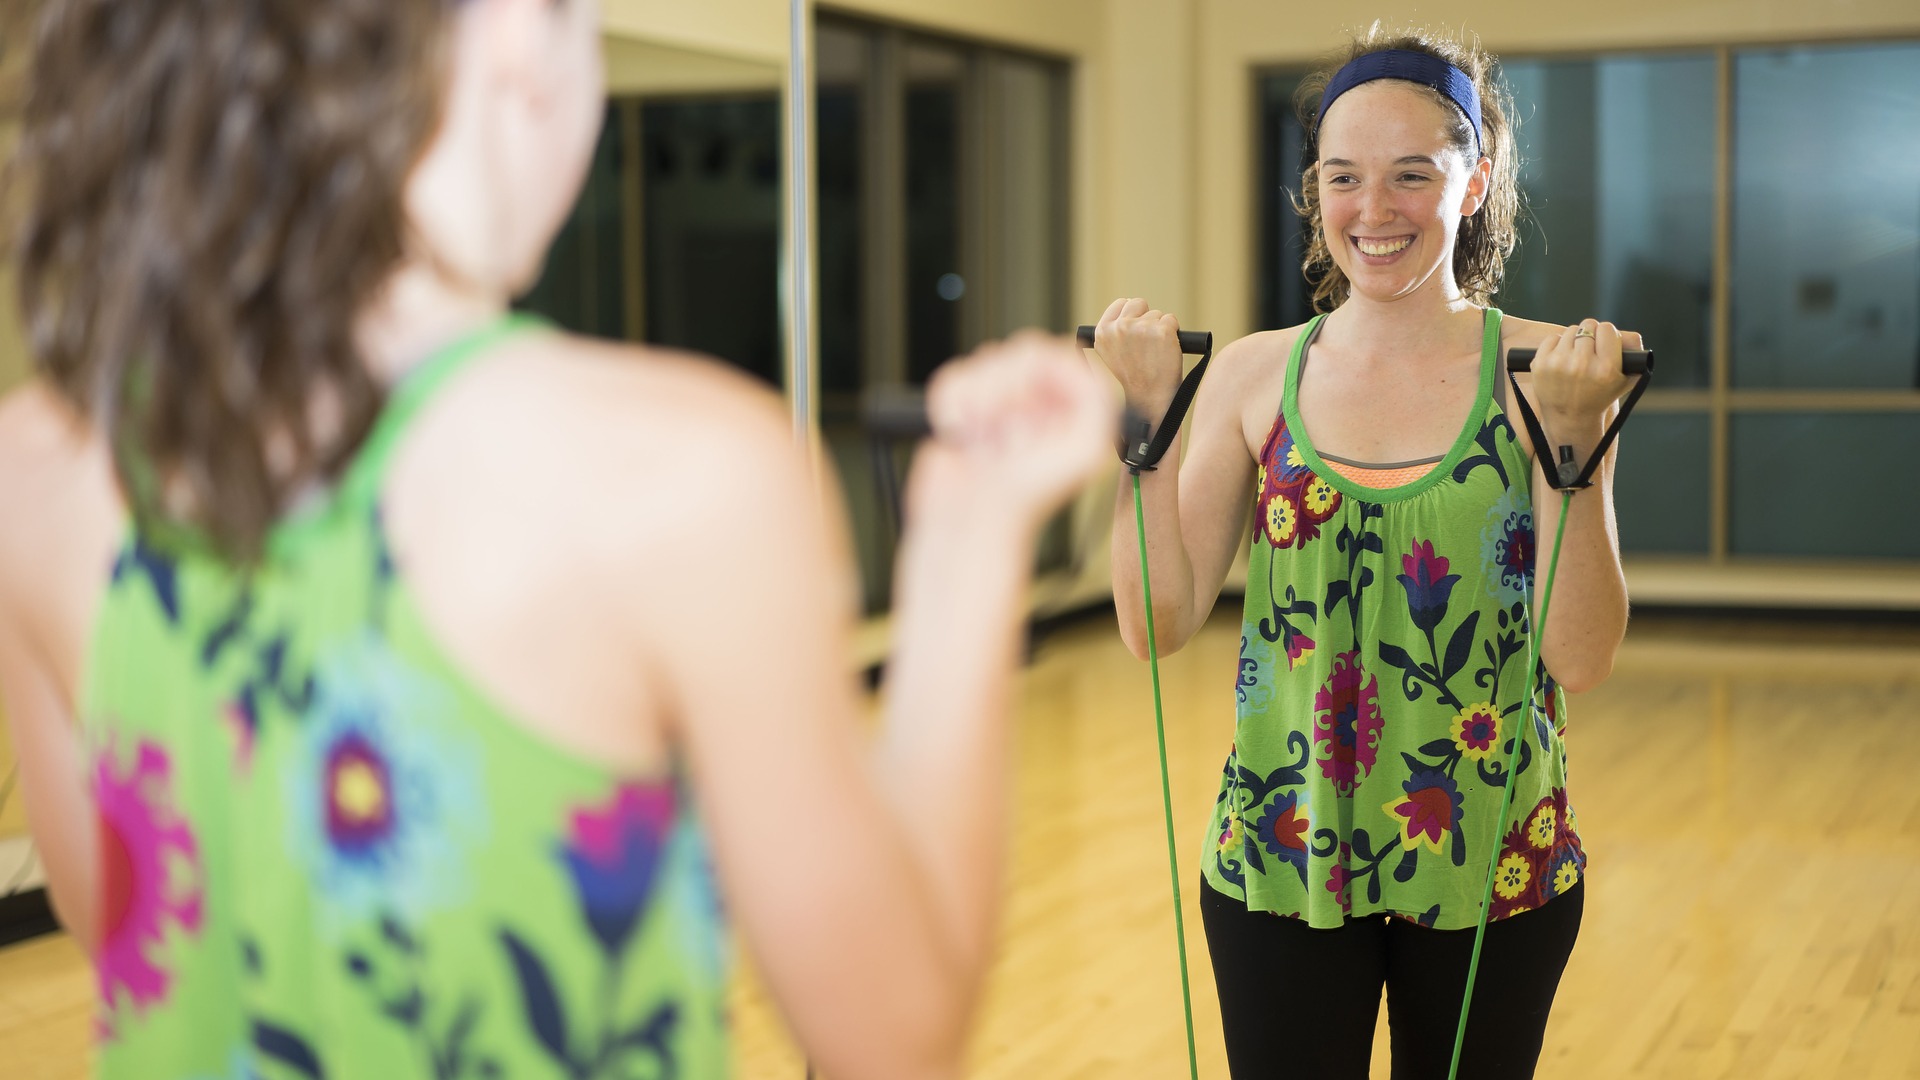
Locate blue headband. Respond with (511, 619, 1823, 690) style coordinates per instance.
(1314, 49, 1484, 156)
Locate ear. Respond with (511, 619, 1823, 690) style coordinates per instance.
(1459, 154, 1493, 217)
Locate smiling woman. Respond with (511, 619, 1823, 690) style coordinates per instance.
(1087, 21, 1642, 1079)
(1293, 33, 1520, 315)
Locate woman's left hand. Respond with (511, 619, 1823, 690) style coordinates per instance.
(1528, 318, 1644, 426)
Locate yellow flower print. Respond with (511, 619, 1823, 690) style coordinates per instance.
(1256, 464, 1268, 493)
(1286, 443, 1305, 469)
(1219, 812, 1239, 850)
(1493, 853, 1531, 900)
(1304, 478, 1338, 517)
(1264, 495, 1298, 546)
(1553, 859, 1580, 895)
(1527, 805, 1556, 850)
(1450, 703, 1499, 761)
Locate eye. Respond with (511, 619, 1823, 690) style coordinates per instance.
(1398, 172, 1433, 183)
(1326, 173, 1358, 187)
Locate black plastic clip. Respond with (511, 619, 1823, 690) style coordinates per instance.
(1504, 346, 1655, 491)
(1075, 325, 1215, 474)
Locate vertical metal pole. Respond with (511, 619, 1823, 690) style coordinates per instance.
(791, 17, 820, 1077)
(787, 0, 816, 448)
(620, 101, 646, 344)
(1710, 47, 1733, 563)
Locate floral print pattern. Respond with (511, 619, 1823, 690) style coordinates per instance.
(94, 737, 204, 1032)
(1487, 790, 1586, 920)
(561, 784, 677, 956)
(1205, 309, 1586, 931)
(1257, 426, 1344, 551)
(1311, 651, 1384, 794)
(288, 639, 485, 931)
(81, 313, 729, 1078)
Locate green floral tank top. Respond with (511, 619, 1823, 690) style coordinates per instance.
(82, 317, 729, 1078)
(1203, 308, 1586, 930)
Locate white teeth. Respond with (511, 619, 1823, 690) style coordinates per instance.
(1356, 236, 1412, 256)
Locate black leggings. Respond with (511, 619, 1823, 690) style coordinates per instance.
(1199, 879, 1583, 1079)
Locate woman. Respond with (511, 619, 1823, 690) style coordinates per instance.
(0, 2, 1111, 1078)
(1094, 26, 1641, 1079)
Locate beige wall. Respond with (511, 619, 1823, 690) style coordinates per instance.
(602, 0, 788, 63)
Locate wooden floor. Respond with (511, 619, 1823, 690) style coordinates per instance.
(7, 610, 1920, 1077)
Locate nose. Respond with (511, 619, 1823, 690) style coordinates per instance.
(1359, 182, 1394, 228)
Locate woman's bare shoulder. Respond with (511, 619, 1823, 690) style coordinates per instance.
(1495, 313, 1572, 351)
(0, 383, 118, 559)
(1216, 324, 1307, 372)
(0, 381, 121, 639)
(413, 331, 808, 563)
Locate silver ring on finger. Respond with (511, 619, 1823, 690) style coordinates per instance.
(1573, 328, 1595, 340)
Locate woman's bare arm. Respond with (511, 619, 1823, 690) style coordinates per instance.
(634, 338, 1110, 1080)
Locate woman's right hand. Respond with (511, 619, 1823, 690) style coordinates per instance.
(1092, 296, 1185, 411)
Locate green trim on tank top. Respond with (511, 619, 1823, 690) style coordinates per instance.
(1280, 307, 1502, 505)
(268, 313, 548, 560)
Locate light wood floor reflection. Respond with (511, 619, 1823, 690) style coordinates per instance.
(6, 609, 1920, 1078)
(733, 609, 1920, 1079)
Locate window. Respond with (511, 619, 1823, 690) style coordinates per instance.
(818, 15, 1073, 612)
(518, 95, 783, 385)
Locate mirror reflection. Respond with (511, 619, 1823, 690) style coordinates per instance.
(4, 5, 1920, 1080)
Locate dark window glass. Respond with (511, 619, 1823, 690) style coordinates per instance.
(640, 98, 783, 385)
(816, 20, 1070, 612)
(1731, 412, 1920, 558)
(904, 43, 966, 384)
(1613, 411, 1712, 554)
(817, 25, 869, 396)
(1733, 45, 1920, 390)
(1501, 55, 1716, 389)
(1257, 73, 1314, 331)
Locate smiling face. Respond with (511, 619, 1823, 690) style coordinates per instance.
(1314, 80, 1491, 306)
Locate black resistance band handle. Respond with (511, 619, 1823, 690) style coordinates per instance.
(1074, 325, 1211, 357)
(1504, 347, 1656, 490)
(1075, 325, 1214, 474)
(1505, 347, 1653, 376)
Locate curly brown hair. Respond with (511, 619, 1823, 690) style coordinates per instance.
(9, 0, 457, 559)
(1291, 23, 1521, 313)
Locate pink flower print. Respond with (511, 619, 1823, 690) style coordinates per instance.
(94, 738, 204, 1027)
(1312, 650, 1384, 794)
(561, 783, 677, 955)
(1284, 630, 1316, 671)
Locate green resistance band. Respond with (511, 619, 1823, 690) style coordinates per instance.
(1131, 469, 1202, 1080)
(1446, 488, 1573, 1080)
